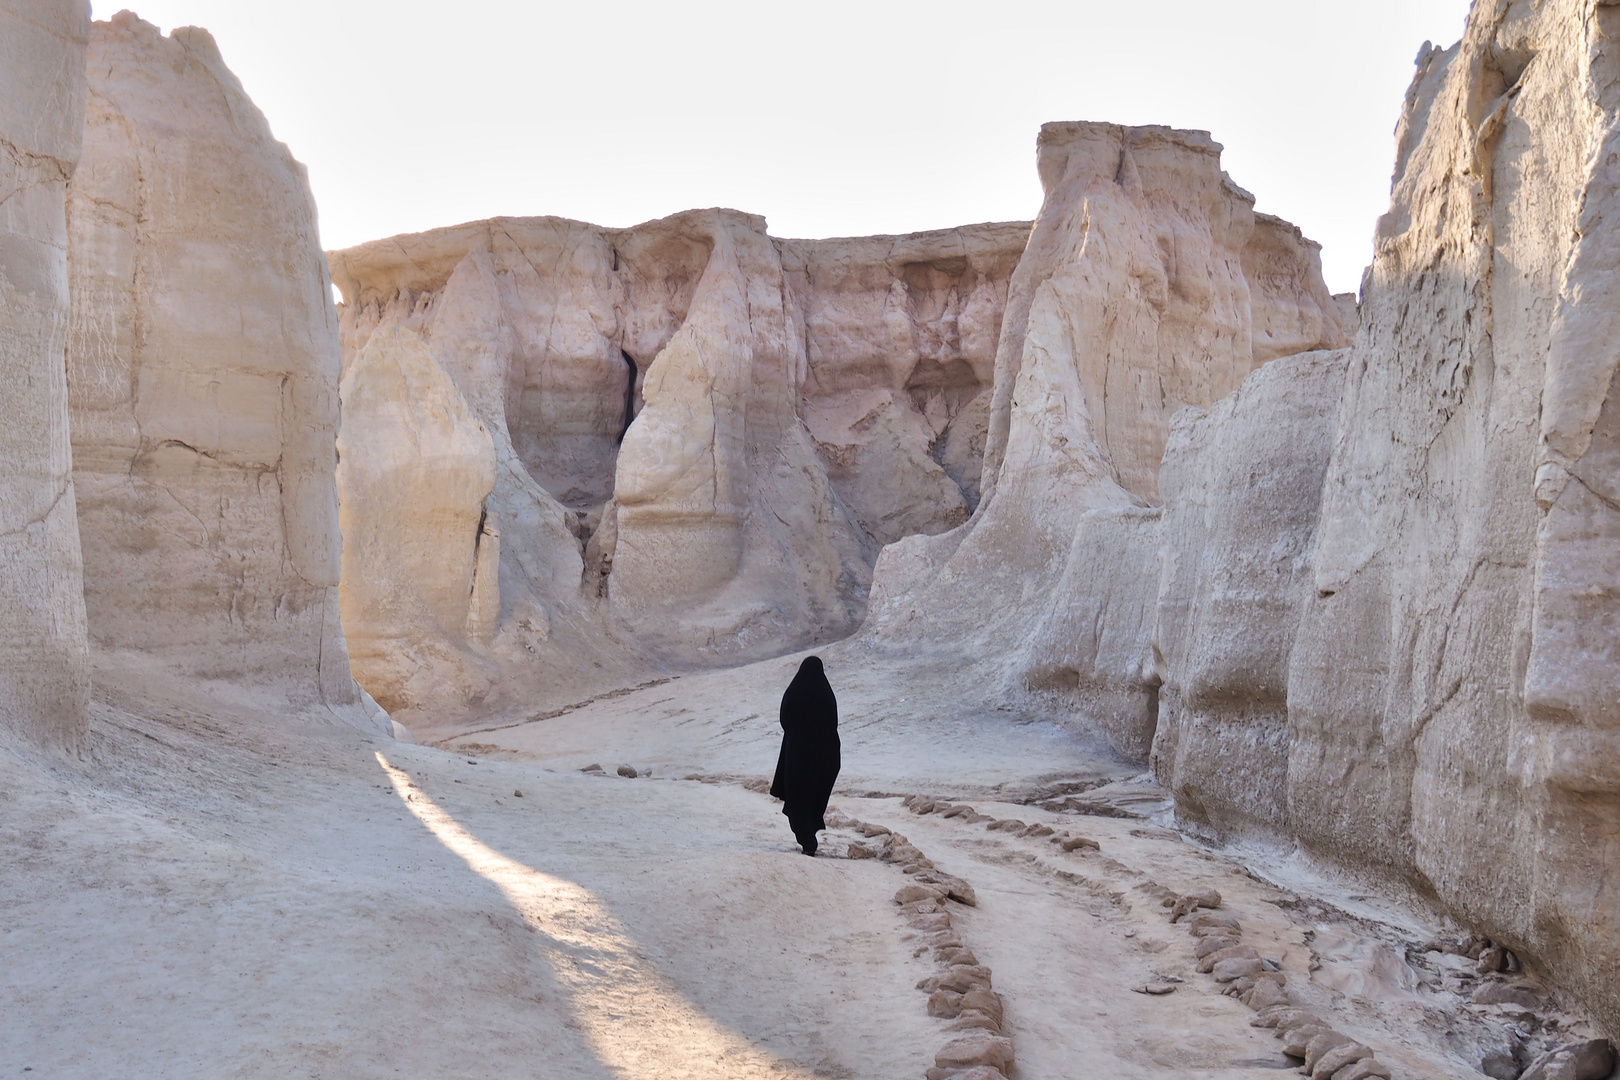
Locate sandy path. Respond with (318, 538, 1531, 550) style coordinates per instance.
(2, 650, 1590, 1078)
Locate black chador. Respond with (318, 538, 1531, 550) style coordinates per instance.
(770, 656, 841, 856)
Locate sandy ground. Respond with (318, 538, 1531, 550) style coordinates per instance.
(1, 649, 1601, 1078)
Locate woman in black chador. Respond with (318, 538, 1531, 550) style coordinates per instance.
(770, 655, 840, 856)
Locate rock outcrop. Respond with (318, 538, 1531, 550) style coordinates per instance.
(1150, 348, 1348, 838)
(327, 213, 1027, 709)
(1282, 0, 1620, 1036)
(1132, 0, 1620, 1035)
(64, 13, 385, 731)
(861, 121, 1349, 761)
(0, 0, 92, 749)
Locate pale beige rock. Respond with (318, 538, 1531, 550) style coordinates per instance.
(1151, 348, 1347, 836)
(335, 327, 498, 714)
(1282, 0, 1620, 1034)
(64, 13, 384, 731)
(861, 121, 1345, 762)
(0, 0, 91, 749)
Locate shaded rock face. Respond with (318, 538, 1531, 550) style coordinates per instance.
(327, 213, 1027, 696)
(0, 0, 91, 749)
(861, 121, 1348, 761)
(1282, 0, 1620, 1037)
(1134, 0, 1620, 1035)
(1151, 348, 1348, 838)
(63, 13, 384, 731)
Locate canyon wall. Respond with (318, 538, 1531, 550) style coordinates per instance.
(327, 215, 1027, 716)
(0, 0, 91, 749)
(1283, 0, 1620, 1035)
(861, 121, 1349, 761)
(64, 13, 387, 732)
(1150, 348, 1347, 839)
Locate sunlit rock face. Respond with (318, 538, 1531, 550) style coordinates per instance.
(327, 212, 1028, 686)
(63, 13, 385, 732)
(0, 0, 92, 749)
(861, 121, 1349, 762)
(1278, 0, 1620, 1036)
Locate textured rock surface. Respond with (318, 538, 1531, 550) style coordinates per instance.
(65, 13, 383, 730)
(862, 121, 1347, 761)
(0, 0, 91, 748)
(328, 214, 1027, 693)
(1280, 0, 1620, 1035)
(1151, 349, 1347, 837)
(335, 327, 498, 713)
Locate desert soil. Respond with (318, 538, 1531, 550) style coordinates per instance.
(1, 649, 1593, 1079)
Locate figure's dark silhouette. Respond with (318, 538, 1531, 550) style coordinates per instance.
(770, 655, 840, 855)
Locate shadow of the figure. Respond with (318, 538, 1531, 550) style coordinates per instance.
(375, 753, 814, 1080)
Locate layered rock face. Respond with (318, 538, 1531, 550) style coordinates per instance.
(863, 122, 1349, 761)
(1150, 348, 1347, 838)
(1280, 0, 1620, 1035)
(64, 14, 384, 729)
(328, 214, 1027, 708)
(0, 0, 92, 749)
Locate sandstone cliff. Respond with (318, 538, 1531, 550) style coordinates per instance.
(861, 122, 1349, 762)
(0, 0, 91, 749)
(327, 214, 1027, 713)
(1282, 0, 1620, 1036)
(64, 13, 387, 733)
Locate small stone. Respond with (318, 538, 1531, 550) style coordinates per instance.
(1477, 944, 1508, 973)
(1133, 983, 1177, 995)
(616, 764, 637, 778)
(1519, 1039, 1618, 1080)
(1245, 979, 1290, 1012)
(1280, 1023, 1334, 1059)
(1194, 934, 1242, 959)
(1311, 1041, 1370, 1079)
(935, 1032, 1015, 1073)
(939, 877, 978, 908)
(910, 913, 953, 931)
(927, 990, 964, 1018)
(1254, 1006, 1315, 1029)
(895, 884, 948, 906)
(682, 773, 703, 781)
(1212, 956, 1265, 982)
(960, 989, 1004, 1025)
(933, 964, 994, 994)
(941, 805, 975, 819)
(860, 822, 892, 837)
(1169, 889, 1222, 921)
(846, 842, 878, 860)
(911, 799, 936, 814)
(947, 1010, 1002, 1034)
(1023, 824, 1055, 837)
(1187, 911, 1242, 935)
(581, 763, 603, 773)
(1060, 835, 1101, 852)
(1330, 1058, 1391, 1080)
(938, 947, 979, 966)
(512, 790, 523, 797)
(1198, 944, 1258, 973)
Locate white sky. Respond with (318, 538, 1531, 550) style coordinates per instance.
(93, 0, 1474, 294)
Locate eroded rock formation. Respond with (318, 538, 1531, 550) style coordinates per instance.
(862, 121, 1349, 762)
(0, 0, 91, 749)
(327, 213, 1027, 710)
(1284, 0, 1620, 1036)
(1150, 348, 1347, 838)
(64, 13, 386, 731)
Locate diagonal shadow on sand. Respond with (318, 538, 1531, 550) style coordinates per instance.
(375, 752, 817, 1080)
